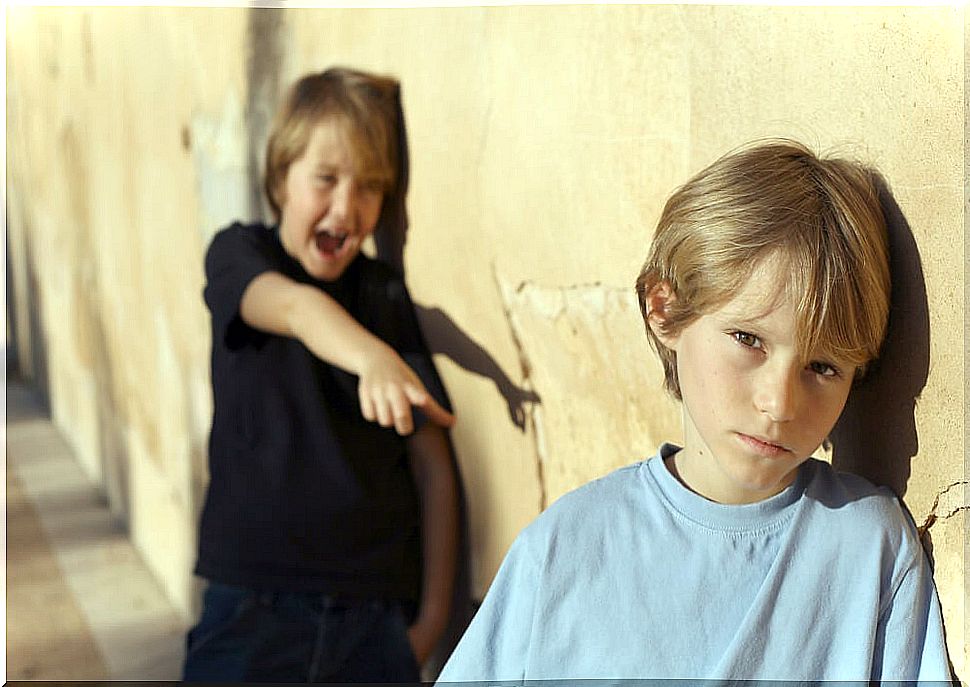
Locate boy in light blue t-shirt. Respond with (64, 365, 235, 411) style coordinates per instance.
(438, 140, 953, 683)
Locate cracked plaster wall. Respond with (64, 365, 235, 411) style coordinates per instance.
(496, 277, 682, 511)
(6, 5, 967, 672)
(7, 6, 248, 616)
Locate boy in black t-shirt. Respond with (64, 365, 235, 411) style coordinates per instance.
(183, 67, 458, 682)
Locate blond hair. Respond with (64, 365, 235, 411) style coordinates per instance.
(636, 139, 891, 400)
(264, 67, 401, 219)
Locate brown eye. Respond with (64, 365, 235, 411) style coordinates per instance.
(809, 361, 839, 378)
(731, 331, 761, 348)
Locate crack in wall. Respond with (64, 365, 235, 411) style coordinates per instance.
(513, 278, 628, 296)
(917, 480, 970, 536)
(493, 265, 548, 512)
(492, 273, 641, 514)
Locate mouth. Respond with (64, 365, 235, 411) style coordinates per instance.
(314, 228, 349, 258)
(737, 433, 791, 457)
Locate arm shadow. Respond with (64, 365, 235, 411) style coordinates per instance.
(373, 91, 540, 430)
(828, 174, 930, 501)
(414, 305, 541, 431)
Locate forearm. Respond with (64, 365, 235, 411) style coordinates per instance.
(241, 271, 453, 434)
(408, 425, 459, 641)
(240, 271, 393, 376)
(287, 283, 396, 375)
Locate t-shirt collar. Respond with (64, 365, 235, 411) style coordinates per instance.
(645, 442, 812, 532)
(270, 224, 362, 300)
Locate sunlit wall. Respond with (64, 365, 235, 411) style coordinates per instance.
(7, 5, 966, 675)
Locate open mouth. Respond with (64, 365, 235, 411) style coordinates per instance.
(315, 228, 348, 257)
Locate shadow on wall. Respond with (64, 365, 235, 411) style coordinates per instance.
(373, 82, 540, 428)
(416, 306, 541, 430)
(6, 212, 51, 410)
(246, 9, 283, 225)
(829, 177, 963, 684)
(828, 176, 930, 501)
(372, 77, 542, 677)
(408, 303, 541, 675)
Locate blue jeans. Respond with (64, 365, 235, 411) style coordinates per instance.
(182, 583, 421, 683)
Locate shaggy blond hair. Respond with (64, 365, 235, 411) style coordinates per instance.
(636, 139, 891, 400)
(264, 67, 400, 219)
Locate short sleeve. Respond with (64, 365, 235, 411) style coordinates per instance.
(203, 224, 278, 350)
(437, 534, 539, 684)
(872, 522, 953, 682)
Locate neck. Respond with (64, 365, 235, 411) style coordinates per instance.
(666, 447, 796, 505)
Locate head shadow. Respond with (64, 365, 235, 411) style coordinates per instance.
(372, 83, 410, 277)
(828, 175, 930, 499)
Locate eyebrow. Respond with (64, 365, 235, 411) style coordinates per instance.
(717, 311, 849, 364)
(715, 310, 772, 330)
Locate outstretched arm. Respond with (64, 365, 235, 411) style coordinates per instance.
(240, 271, 454, 434)
(406, 423, 458, 666)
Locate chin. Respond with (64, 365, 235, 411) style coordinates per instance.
(314, 265, 348, 282)
(736, 466, 799, 496)
(306, 254, 354, 282)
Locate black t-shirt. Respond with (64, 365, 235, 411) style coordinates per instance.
(195, 222, 449, 602)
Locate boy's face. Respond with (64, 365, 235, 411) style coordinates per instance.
(278, 119, 384, 282)
(650, 259, 855, 504)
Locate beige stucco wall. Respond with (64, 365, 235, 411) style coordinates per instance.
(7, 5, 966, 676)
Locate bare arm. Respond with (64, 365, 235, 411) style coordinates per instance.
(405, 423, 458, 666)
(240, 271, 454, 434)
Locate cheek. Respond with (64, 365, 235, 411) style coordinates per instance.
(805, 386, 852, 440)
(704, 367, 742, 420)
(279, 200, 307, 234)
(679, 340, 736, 415)
(823, 388, 852, 428)
(358, 197, 384, 232)
(279, 188, 307, 223)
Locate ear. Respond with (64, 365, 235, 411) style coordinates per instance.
(645, 281, 680, 351)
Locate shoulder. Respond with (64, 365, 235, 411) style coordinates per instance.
(802, 459, 920, 558)
(804, 459, 907, 518)
(204, 221, 281, 271)
(518, 461, 648, 547)
(206, 221, 276, 255)
(202, 222, 287, 332)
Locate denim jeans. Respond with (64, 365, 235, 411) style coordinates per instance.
(182, 582, 421, 683)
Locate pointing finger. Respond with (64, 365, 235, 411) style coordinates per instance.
(423, 397, 456, 428)
(404, 386, 455, 428)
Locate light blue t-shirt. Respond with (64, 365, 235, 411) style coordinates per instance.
(438, 444, 952, 683)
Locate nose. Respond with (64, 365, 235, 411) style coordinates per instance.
(330, 181, 355, 227)
(754, 363, 799, 423)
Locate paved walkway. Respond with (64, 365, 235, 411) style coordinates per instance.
(6, 383, 187, 680)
